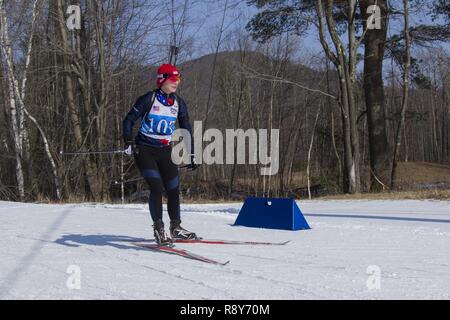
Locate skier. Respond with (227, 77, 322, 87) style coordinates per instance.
(123, 63, 199, 246)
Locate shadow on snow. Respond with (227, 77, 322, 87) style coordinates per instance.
(54, 234, 152, 250)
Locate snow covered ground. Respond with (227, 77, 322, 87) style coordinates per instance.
(0, 199, 449, 300)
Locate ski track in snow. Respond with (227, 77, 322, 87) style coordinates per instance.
(1, 199, 450, 299)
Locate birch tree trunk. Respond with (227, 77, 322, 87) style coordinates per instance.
(1, 0, 62, 200)
(307, 105, 322, 200)
(0, 0, 25, 200)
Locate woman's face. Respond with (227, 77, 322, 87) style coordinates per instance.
(161, 77, 180, 94)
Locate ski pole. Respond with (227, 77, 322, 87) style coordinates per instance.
(115, 166, 193, 182)
(60, 149, 125, 156)
(113, 177, 143, 185)
(114, 165, 195, 185)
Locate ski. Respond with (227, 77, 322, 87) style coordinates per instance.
(174, 239, 291, 246)
(133, 242, 230, 266)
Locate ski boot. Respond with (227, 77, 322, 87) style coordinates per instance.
(153, 220, 173, 246)
(170, 219, 198, 240)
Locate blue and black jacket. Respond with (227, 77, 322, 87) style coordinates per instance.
(123, 89, 194, 152)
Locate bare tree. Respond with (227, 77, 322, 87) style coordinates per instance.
(307, 104, 322, 199)
(360, 0, 391, 190)
(316, 0, 361, 193)
(1, 0, 27, 200)
(391, 0, 412, 188)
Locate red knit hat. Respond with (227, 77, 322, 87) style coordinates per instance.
(156, 64, 181, 87)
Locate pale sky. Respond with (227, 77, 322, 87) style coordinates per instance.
(158, 0, 449, 67)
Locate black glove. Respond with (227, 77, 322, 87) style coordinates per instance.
(186, 154, 199, 171)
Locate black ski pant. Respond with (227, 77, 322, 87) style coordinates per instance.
(134, 144, 180, 224)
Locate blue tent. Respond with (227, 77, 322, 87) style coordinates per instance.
(234, 197, 310, 231)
